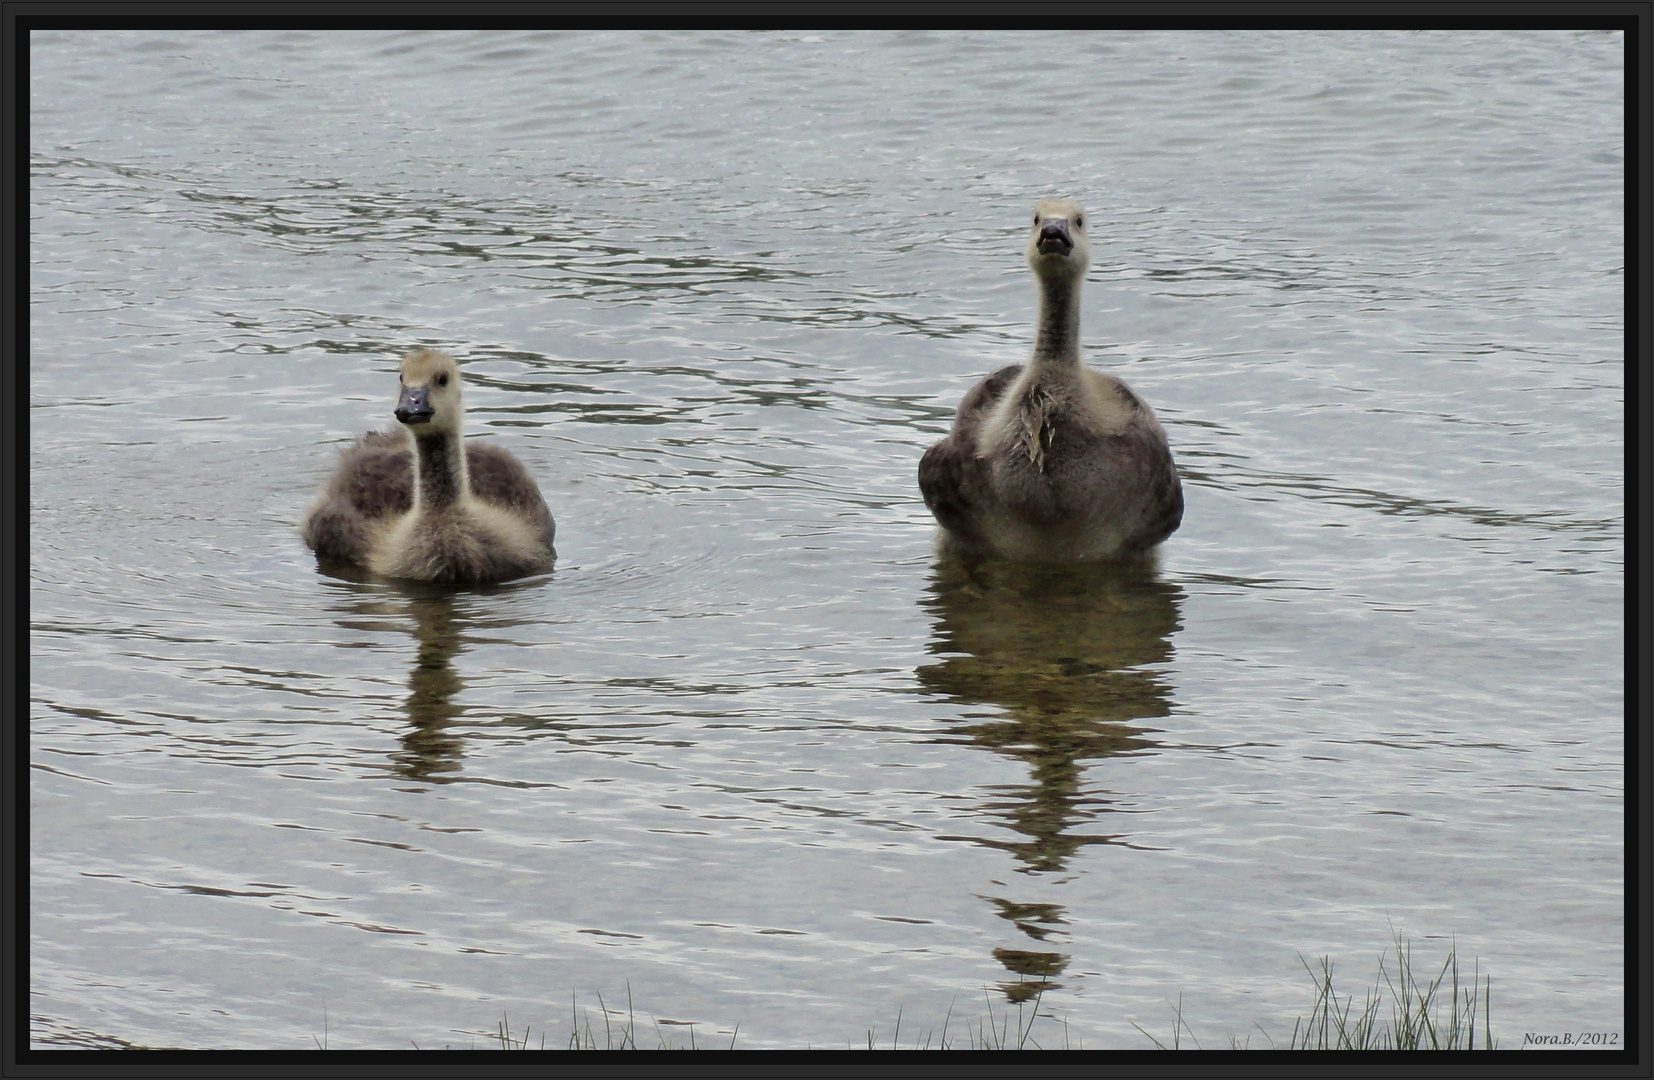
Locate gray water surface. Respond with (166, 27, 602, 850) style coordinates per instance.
(30, 29, 1623, 1050)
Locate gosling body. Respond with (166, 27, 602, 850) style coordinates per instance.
(302, 349, 555, 584)
(919, 199, 1182, 562)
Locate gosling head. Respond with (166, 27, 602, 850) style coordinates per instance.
(394, 349, 464, 434)
(1026, 198, 1091, 283)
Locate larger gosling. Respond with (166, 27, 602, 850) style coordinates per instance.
(918, 199, 1183, 562)
(301, 349, 556, 583)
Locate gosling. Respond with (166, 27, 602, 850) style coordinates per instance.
(301, 349, 556, 583)
(918, 199, 1183, 563)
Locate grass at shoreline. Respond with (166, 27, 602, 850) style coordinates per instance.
(36, 933, 1495, 1050)
(420, 933, 1496, 1051)
(1134, 931, 1496, 1051)
(422, 983, 1072, 1051)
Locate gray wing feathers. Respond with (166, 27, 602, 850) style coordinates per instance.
(466, 443, 556, 549)
(301, 434, 555, 563)
(917, 365, 1022, 545)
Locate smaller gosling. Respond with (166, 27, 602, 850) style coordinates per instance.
(301, 349, 556, 584)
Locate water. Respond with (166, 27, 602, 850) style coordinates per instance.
(29, 29, 1623, 1050)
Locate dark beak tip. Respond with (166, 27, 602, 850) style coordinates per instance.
(395, 385, 434, 425)
(1036, 220, 1075, 256)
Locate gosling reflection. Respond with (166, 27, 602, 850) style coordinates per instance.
(917, 554, 1183, 999)
(394, 593, 468, 782)
(321, 575, 479, 782)
(987, 898, 1070, 1003)
(919, 556, 1181, 870)
(986, 897, 1066, 942)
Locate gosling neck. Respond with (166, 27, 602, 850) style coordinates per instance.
(1031, 269, 1084, 371)
(411, 426, 467, 512)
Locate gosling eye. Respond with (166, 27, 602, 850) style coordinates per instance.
(437, 374, 449, 387)
(1075, 215, 1084, 229)
(1033, 214, 1041, 226)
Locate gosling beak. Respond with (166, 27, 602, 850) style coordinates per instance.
(1036, 218, 1074, 256)
(395, 384, 434, 425)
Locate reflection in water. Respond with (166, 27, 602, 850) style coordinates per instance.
(394, 594, 468, 783)
(916, 555, 1184, 1001)
(985, 897, 1066, 941)
(320, 571, 526, 784)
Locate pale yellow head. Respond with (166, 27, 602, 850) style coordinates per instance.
(394, 349, 464, 434)
(1026, 198, 1091, 281)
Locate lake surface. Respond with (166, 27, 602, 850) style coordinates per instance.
(29, 29, 1624, 1050)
